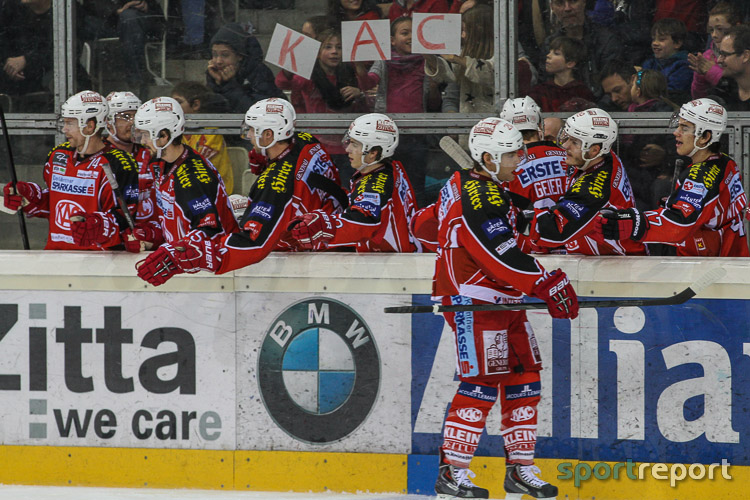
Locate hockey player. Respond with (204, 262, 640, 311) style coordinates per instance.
(1, 90, 139, 250)
(500, 96, 567, 253)
(136, 97, 345, 285)
(288, 113, 419, 252)
(411, 117, 578, 499)
(522, 108, 647, 255)
(594, 98, 749, 256)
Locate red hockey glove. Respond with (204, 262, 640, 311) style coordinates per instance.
(136, 244, 182, 286)
(288, 210, 336, 250)
(170, 232, 219, 273)
(531, 269, 579, 320)
(595, 208, 649, 242)
(247, 149, 268, 176)
(3, 181, 42, 211)
(123, 223, 163, 253)
(70, 211, 118, 247)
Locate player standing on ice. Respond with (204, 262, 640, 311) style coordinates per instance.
(520, 107, 647, 255)
(1, 90, 139, 250)
(411, 117, 578, 499)
(593, 98, 749, 256)
(136, 97, 345, 285)
(500, 96, 568, 253)
(287, 113, 419, 252)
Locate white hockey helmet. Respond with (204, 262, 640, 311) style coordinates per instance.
(106, 91, 142, 123)
(132, 97, 185, 158)
(500, 96, 543, 134)
(60, 90, 108, 134)
(468, 117, 525, 181)
(675, 98, 727, 155)
(241, 98, 296, 155)
(344, 113, 399, 168)
(561, 108, 617, 169)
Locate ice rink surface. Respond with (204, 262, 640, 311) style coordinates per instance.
(0, 486, 436, 500)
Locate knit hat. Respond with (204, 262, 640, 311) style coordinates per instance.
(210, 22, 256, 57)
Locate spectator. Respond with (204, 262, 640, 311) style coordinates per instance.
(642, 18, 692, 103)
(653, 0, 706, 33)
(171, 81, 234, 194)
(294, 15, 336, 113)
(389, 0, 450, 22)
(688, 2, 741, 99)
(206, 22, 284, 113)
(543, 0, 622, 97)
(528, 36, 595, 112)
(328, 0, 381, 22)
(116, 1, 166, 93)
(448, 0, 491, 14)
(628, 69, 679, 113)
(709, 25, 750, 111)
(543, 116, 564, 144)
(598, 59, 637, 111)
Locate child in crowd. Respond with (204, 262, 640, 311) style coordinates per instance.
(628, 69, 679, 113)
(328, 0, 381, 22)
(642, 18, 692, 102)
(293, 15, 335, 113)
(171, 81, 234, 194)
(688, 2, 740, 99)
(528, 36, 594, 112)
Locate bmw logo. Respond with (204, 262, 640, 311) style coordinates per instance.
(257, 298, 380, 443)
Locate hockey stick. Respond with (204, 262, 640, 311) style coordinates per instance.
(384, 267, 726, 314)
(100, 162, 135, 231)
(439, 136, 473, 170)
(0, 103, 30, 249)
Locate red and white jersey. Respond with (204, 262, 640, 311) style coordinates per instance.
(216, 132, 345, 274)
(130, 144, 156, 223)
(506, 140, 568, 210)
(325, 159, 419, 252)
(643, 153, 749, 256)
(412, 169, 548, 303)
(25, 142, 139, 250)
(147, 145, 238, 244)
(529, 152, 648, 255)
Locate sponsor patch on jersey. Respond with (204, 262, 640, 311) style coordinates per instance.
(505, 381, 541, 400)
(675, 188, 703, 212)
(249, 201, 274, 220)
(244, 220, 263, 240)
(511, 406, 536, 422)
(188, 195, 213, 215)
(50, 174, 96, 196)
(198, 213, 217, 228)
(672, 200, 696, 217)
(516, 159, 565, 187)
(124, 185, 138, 204)
(76, 170, 96, 179)
(53, 166, 66, 175)
(352, 192, 381, 219)
(558, 199, 588, 220)
(483, 329, 509, 374)
(456, 408, 483, 422)
(54, 199, 85, 231)
(727, 172, 743, 203)
(494, 239, 516, 255)
(457, 381, 498, 402)
(481, 217, 511, 239)
(52, 152, 68, 168)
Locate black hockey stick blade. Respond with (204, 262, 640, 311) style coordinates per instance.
(0, 103, 30, 249)
(384, 267, 726, 314)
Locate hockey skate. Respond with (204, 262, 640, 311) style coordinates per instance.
(504, 463, 557, 499)
(435, 462, 489, 499)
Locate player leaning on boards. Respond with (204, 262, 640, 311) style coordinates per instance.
(136, 98, 345, 285)
(2, 90, 139, 250)
(288, 113, 420, 252)
(520, 108, 647, 256)
(499, 96, 568, 254)
(411, 117, 578, 500)
(593, 98, 750, 256)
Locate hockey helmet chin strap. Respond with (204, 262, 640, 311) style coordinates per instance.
(254, 127, 280, 158)
(578, 146, 604, 171)
(688, 130, 712, 157)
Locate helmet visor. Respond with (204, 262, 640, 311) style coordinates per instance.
(131, 126, 151, 145)
(240, 122, 253, 141)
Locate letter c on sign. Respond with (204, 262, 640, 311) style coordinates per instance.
(418, 15, 446, 51)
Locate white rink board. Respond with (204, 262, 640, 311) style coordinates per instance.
(0, 291, 236, 449)
(235, 292, 412, 453)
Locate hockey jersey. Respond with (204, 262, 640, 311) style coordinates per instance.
(642, 153, 749, 256)
(23, 142, 139, 250)
(325, 159, 419, 252)
(215, 132, 344, 273)
(529, 152, 648, 255)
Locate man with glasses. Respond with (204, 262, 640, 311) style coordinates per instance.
(709, 25, 750, 111)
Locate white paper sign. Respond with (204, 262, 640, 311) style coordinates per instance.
(411, 13, 461, 55)
(341, 20, 391, 62)
(265, 24, 320, 79)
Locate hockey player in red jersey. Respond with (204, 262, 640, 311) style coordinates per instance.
(288, 113, 419, 252)
(594, 98, 749, 256)
(411, 117, 578, 499)
(136, 97, 345, 285)
(522, 108, 647, 255)
(500, 96, 567, 253)
(2, 90, 139, 250)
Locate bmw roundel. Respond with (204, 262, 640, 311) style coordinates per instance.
(257, 298, 380, 443)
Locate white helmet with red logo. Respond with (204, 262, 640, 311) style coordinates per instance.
(133, 97, 185, 158)
(468, 117, 525, 182)
(500, 96, 543, 134)
(60, 90, 109, 134)
(345, 113, 399, 157)
(241, 98, 296, 155)
(561, 107, 617, 169)
(105, 91, 142, 123)
(677, 98, 726, 155)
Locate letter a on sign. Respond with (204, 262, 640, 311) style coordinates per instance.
(412, 13, 461, 55)
(265, 24, 320, 79)
(342, 20, 390, 62)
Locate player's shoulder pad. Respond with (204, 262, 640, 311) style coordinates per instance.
(294, 130, 319, 146)
(568, 159, 612, 201)
(685, 154, 728, 192)
(103, 147, 138, 172)
(460, 170, 510, 217)
(174, 151, 219, 190)
(254, 156, 295, 195)
(49, 142, 75, 159)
